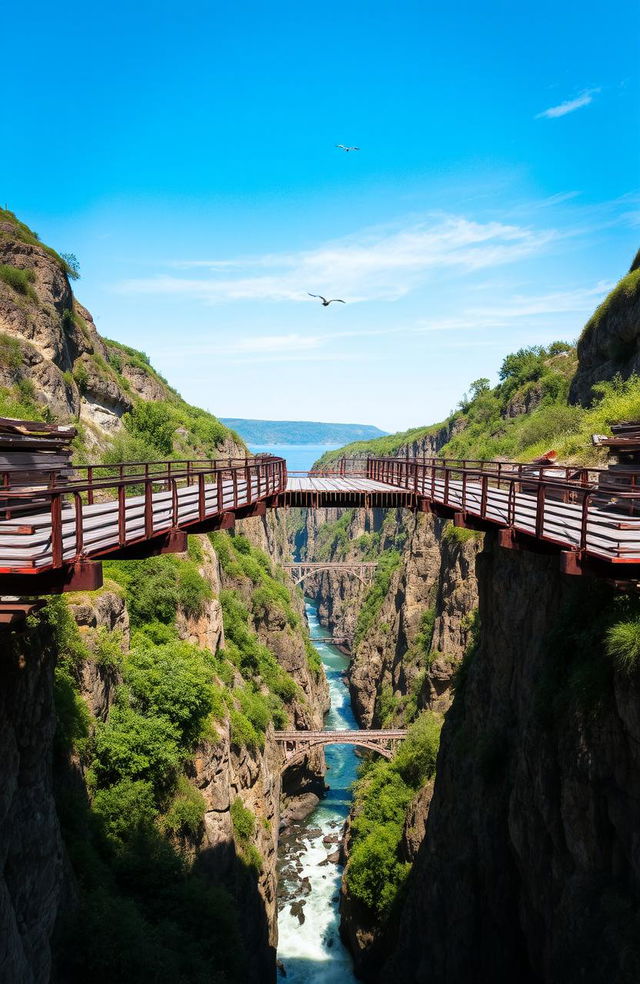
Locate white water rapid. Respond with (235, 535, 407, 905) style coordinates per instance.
(276, 600, 360, 984)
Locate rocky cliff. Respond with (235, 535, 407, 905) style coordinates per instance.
(0, 210, 327, 984)
(570, 252, 640, 406)
(378, 539, 640, 984)
(0, 207, 242, 457)
(301, 506, 481, 727)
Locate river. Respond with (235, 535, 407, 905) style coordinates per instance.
(276, 599, 360, 983)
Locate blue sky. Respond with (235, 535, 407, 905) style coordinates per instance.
(3, 0, 639, 432)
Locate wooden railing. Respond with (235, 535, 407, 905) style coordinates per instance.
(363, 456, 640, 561)
(0, 456, 287, 573)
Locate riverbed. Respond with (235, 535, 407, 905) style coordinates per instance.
(276, 600, 359, 983)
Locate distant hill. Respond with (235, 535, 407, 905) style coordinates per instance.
(220, 418, 388, 445)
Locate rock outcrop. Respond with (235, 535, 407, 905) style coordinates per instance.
(570, 256, 640, 406)
(376, 538, 640, 983)
(0, 625, 62, 984)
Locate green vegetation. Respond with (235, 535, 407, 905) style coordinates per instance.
(313, 509, 356, 560)
(606, 620, 640, 673)
(314, 421, 448, 468)
(103, 555, 211, 630)
(315, 331, 640, 469)
(345, 712, 442, 917)
(0, 263, 37, 300)
(354, 550, 402, 647)
(0, 331, 23, 369)
(43, 589, 249, 983)
(535, 584, 640, 720)
(0, 207, 79, 279)
(442, 523, 484, 545)
(230, 796, 263, 873)
(580, 267, 640, 344)
(211, 529, 322, 678)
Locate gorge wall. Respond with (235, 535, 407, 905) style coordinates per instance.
(297, 255, 640, 983)
(380, 540, 640, 984)
(0, 211, 327, 984)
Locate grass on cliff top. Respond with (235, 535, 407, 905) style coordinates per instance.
(100, 338, 245, 460)
(345, 711, 442, 919)
(0, 207, 79, 280)
(315, 335, 640, 467)
(579, 266, 640, 343)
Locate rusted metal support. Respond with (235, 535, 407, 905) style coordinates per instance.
(559, 550, 584, 576)
(103, 529, 188, 561)
(0, 560, 103, 596)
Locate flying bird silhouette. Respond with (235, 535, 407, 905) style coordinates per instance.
(307, 293, 346, 306)
(336, 144, 360, 152)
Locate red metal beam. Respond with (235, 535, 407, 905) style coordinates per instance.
(0, 560, 103, 597)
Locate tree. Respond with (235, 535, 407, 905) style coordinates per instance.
(60, 252, 81, 279)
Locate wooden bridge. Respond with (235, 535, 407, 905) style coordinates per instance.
(273, 728, 407, 770)
(281, 561, 377, 586)
(3, 446, 640, 600)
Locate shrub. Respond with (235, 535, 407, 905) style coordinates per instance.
(93, 705, 181, 793)
(163, 776, 206, 836)
(73, 362, 89, 394)
(125, 641, 216, 743)
(177, 562, 212, 617)
(345, 711, 442, 918)
(355, 550, 402, 647)
(91, 626, 124, 669)
(0, 263, 36, 299)
(92, 779, 156, 840)
(60, 252, 80, 279)
(606, 620, 640, 673)
(124, 402, 175, 456)
(230, 796, 255, 841)
(346, 827, 411, 916)
(54, 666, 92, 757)
(229, 709, 263, 750)
(442, 524, 483, 545)
(0, 332, 22, 370)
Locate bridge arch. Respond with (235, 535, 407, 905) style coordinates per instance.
(280, 738, 394, 773)
(274, 730, 406, 774)
(288, 565, 370, 587)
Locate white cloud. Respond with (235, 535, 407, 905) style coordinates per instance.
(116, 213, 556, 305)
(536, 88, 600, 119)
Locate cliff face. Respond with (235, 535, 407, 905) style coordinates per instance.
(0, 208, 242, 456)
(0, 625, 62, 984)
(301, 507, 481, 727)
(570, 256, 640, 406)
(0, 211, 325, 984)
(379, 539, 640, 984)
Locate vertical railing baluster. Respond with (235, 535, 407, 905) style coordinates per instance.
(118, 484, 126, 546)
(145, 479, 153, 537)
(51, 493, 63, 567)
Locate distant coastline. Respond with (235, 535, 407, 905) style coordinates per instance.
(221, 418, 388, 445)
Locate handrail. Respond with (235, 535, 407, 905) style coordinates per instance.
(0, 457, 287, 573)
(363, 455, 640, 558)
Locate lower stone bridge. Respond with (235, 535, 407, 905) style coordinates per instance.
(281, 562, 377, 586)
(273, 729, 407, 771)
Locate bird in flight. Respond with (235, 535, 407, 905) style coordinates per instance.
(336, 144, 360, 152)
(307, 293, 346, 306)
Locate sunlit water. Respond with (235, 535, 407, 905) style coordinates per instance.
(276, 601, 359, 983)
(248, 444, 341, 473)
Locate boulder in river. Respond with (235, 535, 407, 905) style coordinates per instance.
(290, 900, 306, 925)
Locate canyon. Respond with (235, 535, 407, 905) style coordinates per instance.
(1, 209, 640, 984)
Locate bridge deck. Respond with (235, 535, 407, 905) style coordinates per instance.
(2, 454, 640, 588)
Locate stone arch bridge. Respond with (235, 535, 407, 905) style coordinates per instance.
(273, 729, 407, 771)
(281, 561, 377, 586)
